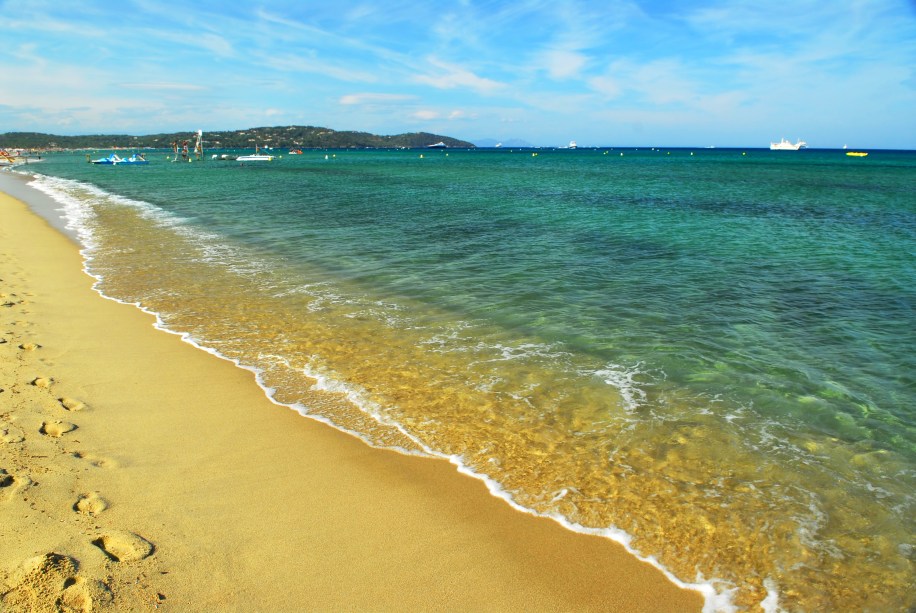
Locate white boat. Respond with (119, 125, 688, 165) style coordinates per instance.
(237, 145, 274, 161)
(425, 142, 447, 149)
(770, 138, 807, 151)
(568, 140, 577, 149)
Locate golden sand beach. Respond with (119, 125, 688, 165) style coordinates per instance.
(0, 179, 703, 612)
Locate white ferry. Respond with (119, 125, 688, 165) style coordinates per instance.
(770, 138, 807, 151)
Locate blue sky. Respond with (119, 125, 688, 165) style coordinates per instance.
(2, 0, 915, 148)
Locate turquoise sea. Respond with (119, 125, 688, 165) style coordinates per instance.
(12, 147, 916, 611)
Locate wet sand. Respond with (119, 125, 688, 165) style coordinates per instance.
(0, 175, 704, 612)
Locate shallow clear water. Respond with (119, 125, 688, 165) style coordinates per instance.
(17, 147, 916, 610)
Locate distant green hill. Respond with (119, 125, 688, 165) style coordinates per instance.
(0, 126, 475, 150)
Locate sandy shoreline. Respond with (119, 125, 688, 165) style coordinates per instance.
(0, 175, 704, 612)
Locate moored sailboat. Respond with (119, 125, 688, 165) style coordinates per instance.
(237, 145, 274, 161)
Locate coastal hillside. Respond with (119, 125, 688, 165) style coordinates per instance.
(0, 126, 475, 150)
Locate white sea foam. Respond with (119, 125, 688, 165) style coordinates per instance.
(301, 360, 435, 456)
(26, 174, 102, 251)
(477, 341, 571, 363)
(590, 361, 650, 412)
(417, 320, 474, 351)
(759, 581, 780, 612)
(28, 172, 275, 282)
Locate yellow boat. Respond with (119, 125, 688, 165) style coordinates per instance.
(846, 151, 868, 157)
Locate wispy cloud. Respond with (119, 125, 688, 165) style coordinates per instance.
(537, 49, 590, 80)
(261, 53, 379, 83)
(410, 108, 476, 122)
(140, 24, 236, 58)
(1, 13, 109, 39)
(120, 82, 209, 92)
(587, 75, 623, 100)
(340, 93, 416, 105)
(414, 57, 506, 94)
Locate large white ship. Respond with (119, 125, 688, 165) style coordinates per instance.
(770, 137, 807, 151)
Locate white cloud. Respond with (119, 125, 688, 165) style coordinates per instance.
(261, 53, 379, 83)
(343, 4, 379, 22)
(120, 82, 208, 92)
(631, 60, 701, 106)
(520, 91, 595, 115)
(431, 12, 468, 47)
(339, 93, 416, 105)
(587, 75, 623, 100)
(414, 57, 505, 94)
(1, 13, 109, 39)
(406, 108, 475, 123)
(538, 48, 589, 80)
(145, 28, 235, 59)
(584, 58, 705, 108)
(196, 33, 235, 58)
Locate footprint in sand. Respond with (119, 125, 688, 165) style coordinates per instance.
(59, 576, 97, 613)
(0, 552, 108, 613)
(1, 425, 25, 444)
(93, 531, 154, 562)
(0, 471, 14, 487)
(0, 468, 31, 502)
(40, 421, 77, 437)
(18, 342, 40, 351)
(31, 376, 52, 388)
(59, 397, 86, 412)
(73, 492, 109, 516)
(72, 451, 119, 469)
(0, 468, 16, 496)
